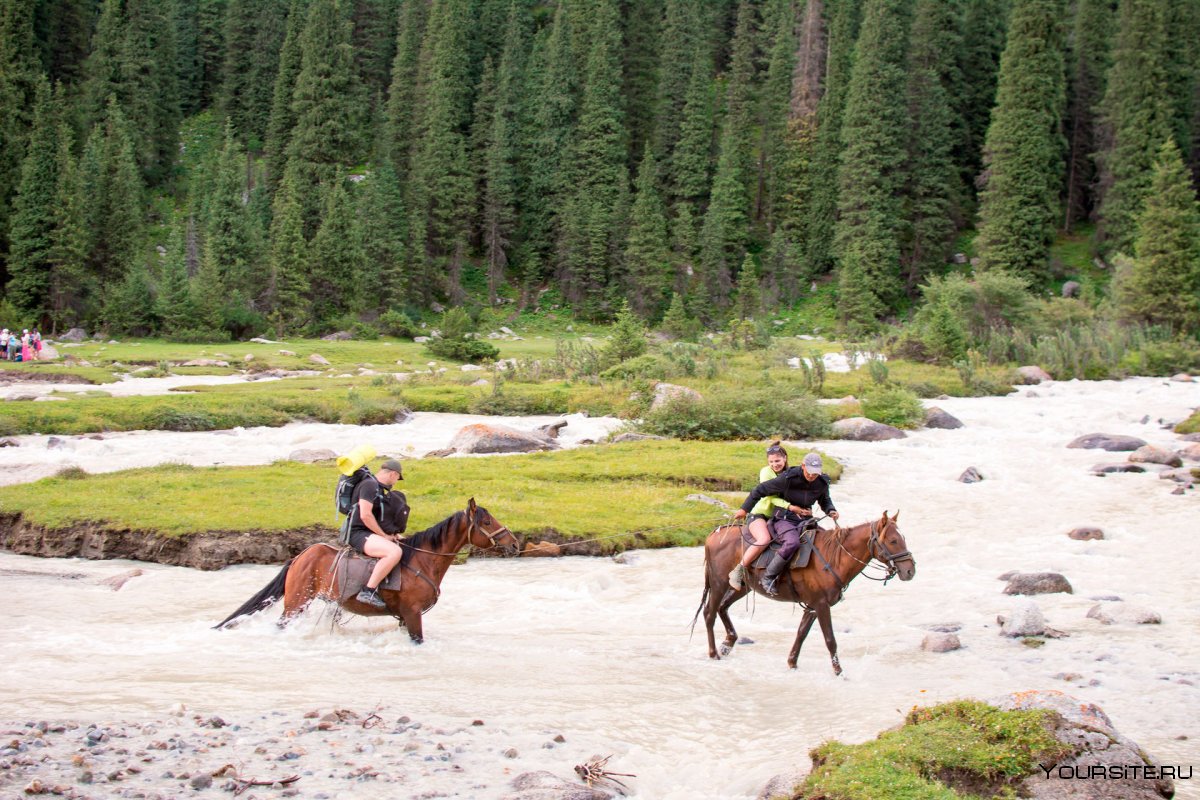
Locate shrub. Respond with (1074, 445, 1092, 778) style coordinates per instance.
(1125, 338, 1200, 376)
(426, 337, 500, 363)
(640, 387, 830, 441)
(167, 327, 230, 343)
(378, 309, 417, 338)
(600, 303, 648, 368)
(221, 302, 266, 340)
(468, 389, 568, 415)
(1176, 410, 1200, 435)
(341, 398, 409, 425)
(601, 354, 670, 381)
(147, 408, 217, 431)
(350, 321, 380, 340)
(916, 271, 1034, 343)
(860, 385, 925, 428)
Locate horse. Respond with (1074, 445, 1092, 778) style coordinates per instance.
(215, 498, 517, 643)
(694, 511, 915, 674)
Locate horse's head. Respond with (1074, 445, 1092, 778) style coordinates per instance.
(871, 511, 915, 581)
(465, 497, 519, 556)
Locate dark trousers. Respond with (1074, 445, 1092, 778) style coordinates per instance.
(771, 512, 815, 561)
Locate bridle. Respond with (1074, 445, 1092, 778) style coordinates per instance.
(468, 509, 518, 554)
(835, 520, 914, 582)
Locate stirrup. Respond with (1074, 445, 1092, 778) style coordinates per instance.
(356, 588, 386, 609)
(760, 576, 780, 596)
(728, 564, 745, 590)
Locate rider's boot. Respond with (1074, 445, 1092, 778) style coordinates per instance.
(356, 586, 387, 609)
(759, 553, 789, 596)
(728, 563, 746, 590)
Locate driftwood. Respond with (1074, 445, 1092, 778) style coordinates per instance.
(574, 755, 635, 792)
(214, 763, 300, 796)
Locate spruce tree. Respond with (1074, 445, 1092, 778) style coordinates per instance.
(974, 0, 1067, 279)
(731, 252, 761, 321)
(669, 48, 715, 209)
(5, 76, 59, 316)
(653, 0, 701, 161)
(833, 0, 912, 327)
(221, 0, 289, 147)
(803, 0, 861, 276)
(698, 115, 749, 311)
(956, 0, 1007, 201)
(359, 158, 406, 313)
(1062, 0, 1113, 230)
(264, 0, 308, 188)
(78, 98, 145, 287)
(309, 176, 365, 319)
(35, 0, 94, 87)
(204, 122, 255, 298)
(46, 124, 89, 329)
(1115, 139, 1200, 333)
(350, 0, 398, 105)
(901, 0, 963, 290)
(0, 0, 43, 266)
(265, 167, 310, 332)
(559, 0, 627, 319)
(758, 0, 796, 236)
(624, 145, 671, 320)
(383, 0, 430, 178)
(157, 215, 198, 332)
(1096, 0, 1177, 254)
(623, 0, 661, 169)
(287, 0, 370, 225)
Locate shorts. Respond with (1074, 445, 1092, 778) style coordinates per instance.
(348, 529, 372, 554)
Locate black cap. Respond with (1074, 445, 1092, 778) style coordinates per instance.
(380, 458, 404, 478)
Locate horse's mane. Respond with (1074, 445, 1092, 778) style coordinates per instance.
(400, 509, 466, 565)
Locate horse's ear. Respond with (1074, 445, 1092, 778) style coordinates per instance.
(892, 510, 900, 522)
(467, 497, 477, 513)
(879, 510, 889, 526)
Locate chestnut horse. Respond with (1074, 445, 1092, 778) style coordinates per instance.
(694, 511, 915, 674)
(216, 499, 517, 642)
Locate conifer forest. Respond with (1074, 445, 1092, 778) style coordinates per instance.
(1, 0, 1198, 341)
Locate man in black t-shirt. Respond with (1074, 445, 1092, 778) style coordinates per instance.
(348, 459, 404, 609)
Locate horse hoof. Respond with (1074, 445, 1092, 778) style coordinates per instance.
(719, 644, 732, 657)
(709, 652, 720, 660)
(787, 662, 797, 670)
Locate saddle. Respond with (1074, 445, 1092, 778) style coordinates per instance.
(333, 546, 403, 602)
(740, 521, 817, 569)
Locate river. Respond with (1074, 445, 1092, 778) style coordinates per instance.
(1, 377, 1198, 798)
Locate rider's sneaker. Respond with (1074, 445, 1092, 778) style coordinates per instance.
(356, 588, 386, 609)
(728, 564, 745, 590)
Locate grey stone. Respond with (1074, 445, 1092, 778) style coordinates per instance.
(1017, 365, 1053, 384)
(1061, 280, 1081, 298)
(958, 466, 984, 483)
(1177, 443, 1200, 461)
(1067, 527, 1104, 541)
(757, 767, 810, 800)
(831, 416, 907, 441)
(1128, 445, 1182, 467)
(288, 448, 337, 464)
(685, 493, 731, 509)
(59, 327, 88, 342)
(0, 438, 18, 447)
(1158, 467, 1197, 484)
(536, 420, 569, 439)
(610, 432, 665, 443)
(423, 448, 457, 458)
(321, 330, 352, 341)
(1069, 433, 1148, 451)
(924, 406, 964, 429)
(650, 382, 703, 412)
(46, 436, 72, 450)
(180, 358, 229, 367)
(1004, 572, 1073, 595)
(1169, 373, 1193, 382)
(998, 601, 1046, 636)
(952, 252, 967, 264)
(504, 770, 615, 800)
(449, 423, 559, 454)
(308, 353, 330, 365)
(1086, 602, 1162, 625)
(1090, 463, 1146, 475)
(921, 632, 962, 652)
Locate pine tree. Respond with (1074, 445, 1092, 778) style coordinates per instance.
(803, 0, 861, 276)
(264, 0, 308, 188)
(558, 0, 627, 319)
(78, 98, 145, 287)
(221, 0, 289, 147)
(309, 176, 365, 319)
(1096, 0, 1177, 254)
(833, 0, 912, 327)
(0, 0, 43, 268)
(351, 0, 398, 104)
(204, 122, 255, 298)
(623, 0, 661, 169)
(382, 0, 430, 178)
(157, 215, 198, 332)
(517, 2, 576, 279)
(409, 0, 475, 304)
(669, 48, 715, 209)
(901, 0, 963, 290)
(34, 0, 94, 87)
(697, 115, 749, 311)
(1062, 0, 1113, 230)
(1115, 139, 1200, 333)
(660, 290, 698, 340)
(731, 252, 761, 320)
(624, 145, 671, 320)
(5, 76, 60, 316)
(671, 200, 698, 293)
(974, 0, 1067, 279)
(359, 158, 405, 312)
(287, 0, 369, 225)
(265, 166, 310, 332)
(654, 0, 701, 161)
(175, 0, 224, 115)
(45, 124, 89, 329)
(758, 0, 796, 236)
(956, 0, 1007, 202)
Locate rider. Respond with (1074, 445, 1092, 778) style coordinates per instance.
(348, 458, 406, 609)
(728, 441, 791, 590)
(733, 452, 839, 596)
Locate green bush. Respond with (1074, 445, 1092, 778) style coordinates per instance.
(468, 389, 569, 415)
(1124, 339, 1200, 376)
(340, 398, 409, 425)
(426, 336, 500, 363)
(350, 321, 380, 340)
(166, 327, 230, 343)
(378, 309, 417, 338)
(860, 385, 925, 428)
(600, 303, 648, 368)
(640, 387, 830, 441)
(147, 408, 217, 431)
(601, 354, 670, 381)
(1176, 410, 1200, 435)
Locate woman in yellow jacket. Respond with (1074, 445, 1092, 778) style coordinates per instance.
(727, 441, 790, 589)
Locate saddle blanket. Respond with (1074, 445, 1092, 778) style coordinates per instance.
(740, 525, 815, 569)
(333, 547, 403, 602)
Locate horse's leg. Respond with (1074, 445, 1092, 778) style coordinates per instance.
(717, 587, 749, 656)
(815, 603, 841, 676)
(399, 606, 423, 644)
(787, 608, 817, 669)
(703, 580, 723, 659)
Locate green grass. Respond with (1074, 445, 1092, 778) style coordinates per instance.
(0, 441, 842, 545)
(1176, 409, 1200, 435)
(791, 701, 1075, 800)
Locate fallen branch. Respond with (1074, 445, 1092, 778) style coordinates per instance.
(574, 755, 635, 793)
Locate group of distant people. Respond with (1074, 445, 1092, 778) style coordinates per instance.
(0, 328, 42, 362)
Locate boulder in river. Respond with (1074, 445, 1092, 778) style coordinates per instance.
(1170, 373, 1193, 382)
(921, 632, 962, 652)
(1068, 433, 1147, 451)
(1003, 572, 1073, 595)
(1016, 365, 1053, 384)
(998, 601, 1046, 636)
(449, 423, 559, 454)
(1177, 443, 1200, 461)
(958, 466, 984, 483)
(1067, 527, 1105, 541)
(1128, 445, 1182, 467)
(536, 420, 569, 439)
(1086, 602, 1162, 625)
(1089, 463, 1146, 475)
(504, 770, 615, 800)
(924, 406, 963, 429)
(831, 417, 907, 441)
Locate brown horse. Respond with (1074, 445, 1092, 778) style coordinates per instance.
(216, 499, 517, 642)
(694, 511, 915, 674)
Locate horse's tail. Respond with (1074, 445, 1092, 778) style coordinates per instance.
(688, 538, 715, 639)
(214, 559, 293, 630)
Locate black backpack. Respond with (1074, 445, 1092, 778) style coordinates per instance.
(335, 466, 372, 519)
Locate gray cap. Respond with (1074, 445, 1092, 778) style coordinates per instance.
(380, 458, 404, 478)
(802, 452, 823, 474)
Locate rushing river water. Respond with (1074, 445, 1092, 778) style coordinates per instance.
(2, 377, 1199, 798)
